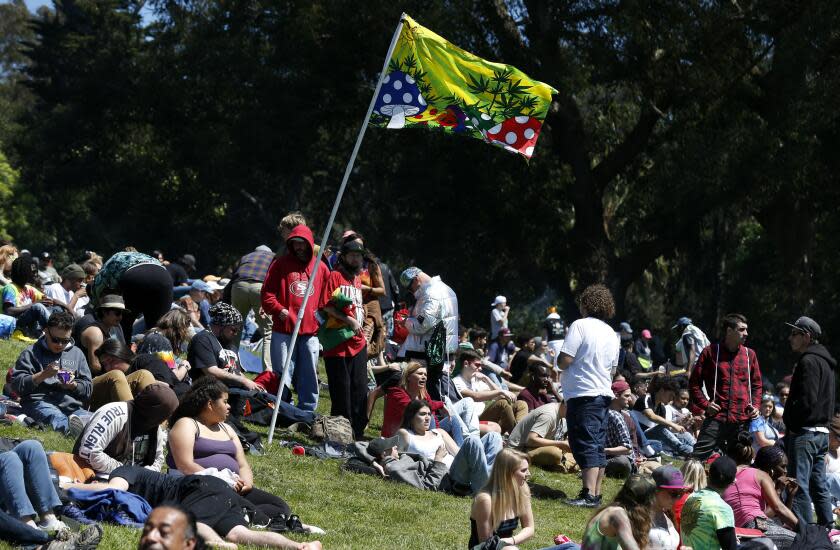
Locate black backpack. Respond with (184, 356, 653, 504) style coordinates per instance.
(791, 514, 832, 550)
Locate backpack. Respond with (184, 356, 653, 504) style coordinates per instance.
(791, 520, 832, 549)
(310, 415, 355, 445)
(425, 320, 446, 367)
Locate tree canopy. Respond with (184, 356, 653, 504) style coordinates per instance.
(2, 0, 839, 376)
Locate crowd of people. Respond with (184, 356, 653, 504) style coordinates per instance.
(0, 210, 838, 549)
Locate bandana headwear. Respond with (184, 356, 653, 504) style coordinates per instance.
(209, 302, 242, 327)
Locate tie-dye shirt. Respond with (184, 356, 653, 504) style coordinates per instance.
(1, 283, 44, 313)
(681, 489, 735, 550)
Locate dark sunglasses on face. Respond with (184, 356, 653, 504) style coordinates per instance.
(47, 330, 72, 346)
(105, 308, 124, 316)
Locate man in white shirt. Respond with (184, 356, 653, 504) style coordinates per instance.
(44, 264, 88, 318)
(558, 284, 620, 508)
(489, 295, 509, 340)
(452, 348, 527, 434)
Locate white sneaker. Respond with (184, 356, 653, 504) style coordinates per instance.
(37, 516, 69, 536)
(68, 413, 88, 439)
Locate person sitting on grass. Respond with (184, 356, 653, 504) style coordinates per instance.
(88, 338, 156, 410)
(166, 377, 324, 535)
(721, 433, 797, 549)
(452, 348, 527, 434)
(605, 380, 661, 478)
(648, 466, 690, 550)
(74, 383, 179, 479)
(516, 364, 562, 412)
(469, 448, 534, 550)
(2, 255, 55, 336)
(631, 374, 694, 458)
(580, 474, 657, 550)
(11, 310, 92, 434)
(0, 440, 70, 536)
(681, 456, 774, 550)
(64, 465, 322, 550)
(395, 399, 502, 495)
(506, 402, 573, 472)
(380, 361, 466, 444)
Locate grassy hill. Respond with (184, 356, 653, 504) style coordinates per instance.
(0, 337, 621, 549)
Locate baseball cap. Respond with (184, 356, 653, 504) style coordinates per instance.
(491, 295, 507, 306)
(641, 329, 652, 339)
(60, 263, 85, 280)
(786, 316, 821, 339)
(498, 327, 513, 338)
(619, 322, 632, 333)
(652, 465, 689, 490)
(611, 380, 630, 396)
(341, 240, 365, 255)
(400, 267, 422, 288)
(368, 436, 400, 457)
(672, 316, 692, 330)
(180, 254, 196, 269)
(205, 280, 224, 292)
(191, 280, 212, 293)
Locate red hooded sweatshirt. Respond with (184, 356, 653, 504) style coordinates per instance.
(260, 225, 330, 335)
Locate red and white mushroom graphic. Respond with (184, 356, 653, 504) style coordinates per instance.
(485, 115, 543, 158)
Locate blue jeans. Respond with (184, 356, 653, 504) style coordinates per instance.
(436, 415, 465, 446)
(270, 333, 320, 411)
(629, 411, 662, 455)
(21, 400, 71, 434)
(0, 440, 62, 519)
(0, 508, 50, 546)
(448, 432, 503, 494)
(482, 369, 509, 391)
(646, 424, 694, 457)
(566, 395, 611, 469)
(787, 430, 833, 525)
(15, 303, 51, 334)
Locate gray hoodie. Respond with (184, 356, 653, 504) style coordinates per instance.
(11, 336, 92, 413)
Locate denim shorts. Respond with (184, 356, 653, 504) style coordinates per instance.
(566, 395, 611, 469)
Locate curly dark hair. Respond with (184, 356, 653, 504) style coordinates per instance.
(578, 284, 615, 320)
(171, 376, 229, 425)
(753, 445, 786, 475)
(10, 256, 37, 286)
(648, 374, 677, 397)
(726, 431, 756, 466)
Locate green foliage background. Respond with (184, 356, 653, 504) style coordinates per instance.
(1, 0, 839, 379)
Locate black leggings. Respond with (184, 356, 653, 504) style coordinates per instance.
(244, 486, 292, 518)
(118, 264, 173, 336)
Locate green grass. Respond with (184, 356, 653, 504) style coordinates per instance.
(0, 337, 625, 549)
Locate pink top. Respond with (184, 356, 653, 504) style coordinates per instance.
(722, 467, 766, 527)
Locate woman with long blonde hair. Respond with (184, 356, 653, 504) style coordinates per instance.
(469, 448, 534, 549)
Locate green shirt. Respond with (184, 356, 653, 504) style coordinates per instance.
(680, 489, 735, 550)
(581, 510, 620, 550)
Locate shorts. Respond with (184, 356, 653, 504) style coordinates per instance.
(566, 395, 611, 469)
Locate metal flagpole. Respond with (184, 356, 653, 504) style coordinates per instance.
(267, 13, 408, 444)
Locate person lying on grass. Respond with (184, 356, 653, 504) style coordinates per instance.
(363, 400, 502, 496)
(63, 465, 322, 550)
(167, 376, 323, 535)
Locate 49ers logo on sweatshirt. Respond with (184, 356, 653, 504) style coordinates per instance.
(289, 279, 315, 298)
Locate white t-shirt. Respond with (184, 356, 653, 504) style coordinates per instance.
(44, 283, 88, 318)
(452, 374, 491, 415)
(490, 308, 507, 339)
(559, 317, 619, 399)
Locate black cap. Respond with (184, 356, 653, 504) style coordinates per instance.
(341, 240, 365, 255)
(368, 436, 400, 457)
(709, 456, 737, 489)
(786, 316, 821, 339)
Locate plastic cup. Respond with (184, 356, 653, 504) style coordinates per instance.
(292, 445, 305, 456)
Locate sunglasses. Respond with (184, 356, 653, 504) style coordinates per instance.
(104, 308, 124, 316)
(47, 330, 72, 346)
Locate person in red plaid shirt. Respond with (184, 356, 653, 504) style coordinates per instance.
(689, 313, 762, 459)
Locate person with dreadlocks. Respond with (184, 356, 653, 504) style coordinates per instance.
(1, 255, 55, 335)
(319, 240, 368, 439)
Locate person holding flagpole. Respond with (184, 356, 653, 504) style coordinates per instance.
(689, 313, 762, 460)
(319, 240, 369, 439)
(261, 224, 330, 413)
